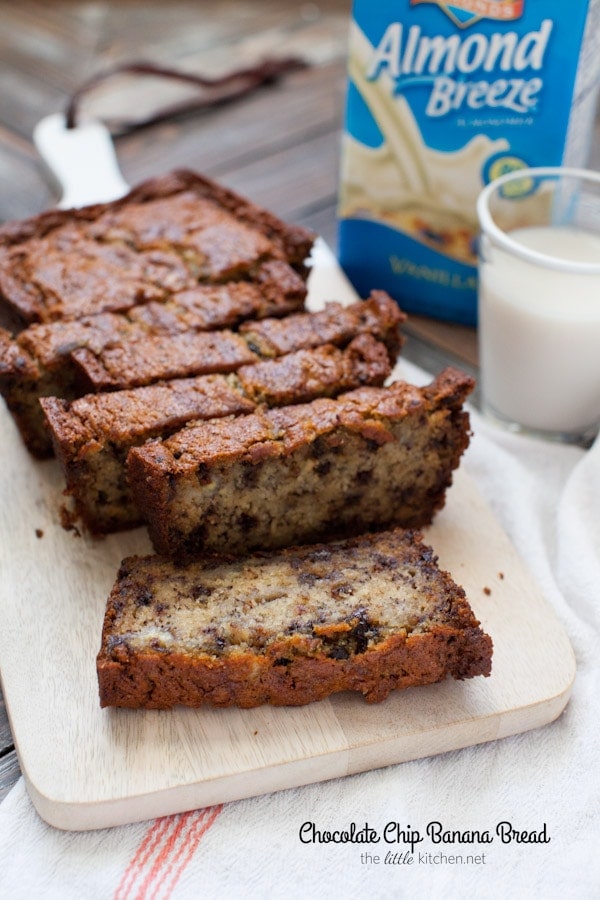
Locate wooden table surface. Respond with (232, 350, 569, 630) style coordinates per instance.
(0, 0, 597, 805)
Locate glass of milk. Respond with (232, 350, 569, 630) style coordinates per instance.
(477, 167, 600, 446)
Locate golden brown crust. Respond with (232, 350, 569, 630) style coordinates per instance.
(71, 329, 260, 392)
(1, 288, 402, 456)
(0, 230, 190, 327)
(134, 366, 472, 472)
(0, 169, 315, 328)
(125, 260, 306, 332)
(235, 333, 391, 407)
(127, 367, 474, 558)
(42, 377, 252, 452)
(44, 335, 392, 455)
(70, 291, 403, 393)
(240, 289, 405, 360)
(0, 265, 307, 457)
(96, 529, 492, 709)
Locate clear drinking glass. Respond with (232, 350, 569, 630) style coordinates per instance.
(476, 167, 600, 446)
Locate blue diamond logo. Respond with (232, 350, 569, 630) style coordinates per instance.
(442, 5, 482, 27)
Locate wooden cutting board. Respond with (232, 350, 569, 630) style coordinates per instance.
(0, 243, 575, 831)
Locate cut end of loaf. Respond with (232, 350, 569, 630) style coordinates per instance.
(97, 528, 492, 709)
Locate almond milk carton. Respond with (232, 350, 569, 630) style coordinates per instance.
(338, 0, 600, 324)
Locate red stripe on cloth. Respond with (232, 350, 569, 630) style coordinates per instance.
(151, 805, 223, 900)
(115, 816, 180, 900)
(114, 805, 223, 900)
(133, 811, 196, 900)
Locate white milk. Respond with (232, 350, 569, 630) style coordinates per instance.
(479, 225, 600, 434)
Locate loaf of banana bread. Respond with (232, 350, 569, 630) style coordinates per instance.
(0, 169, 314, 328)
(97, 528, 493, 709)
(127, 367, 474, 559)
(42, 335, 391, 533)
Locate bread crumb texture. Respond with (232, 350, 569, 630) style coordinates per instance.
(97, 529, 492, 709)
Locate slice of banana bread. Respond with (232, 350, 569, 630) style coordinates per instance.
(96, 528, 493, 709)
(0, 169, 314, 328)
(0, 262, 307, 457)
(69, 290, 403, 393)
(41, 335, 391, 533)
(127, 367, 474, 559)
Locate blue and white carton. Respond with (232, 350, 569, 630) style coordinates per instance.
(338, 0, 600, 324)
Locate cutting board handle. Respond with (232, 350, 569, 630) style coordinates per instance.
(33, 113, 130, 209)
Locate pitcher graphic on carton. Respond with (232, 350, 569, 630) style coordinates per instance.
(338, 0, 600, 324)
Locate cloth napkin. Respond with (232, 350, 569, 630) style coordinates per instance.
(0, 358, 598, 900)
